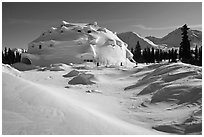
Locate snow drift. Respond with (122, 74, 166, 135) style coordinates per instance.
(124, 62, 202, 134)
(2, 62, 202, 135)
(68, 73, 96, 85)
(2, 64, 159, 135)
(63, 70, 80, 77)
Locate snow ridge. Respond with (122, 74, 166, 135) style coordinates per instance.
(117, 31, 166, 50)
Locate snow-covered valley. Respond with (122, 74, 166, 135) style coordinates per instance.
(2, 62, 202, 135)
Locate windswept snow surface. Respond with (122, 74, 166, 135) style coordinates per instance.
(2, 62, 202, 135)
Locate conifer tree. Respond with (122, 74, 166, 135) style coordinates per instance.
(16, 52, 21, 62)
(143, 48, 147, 63)
(151, 48, 155, 63)
(159, 49, 163, 62)
(168, 49, 171, 62)
(8, 48, 12, 64)
(4, 47, 8, 64)
(133, 41, 142, 63)
(2, 51, 5, 64)
(147, 47, 151, 63)
(179, 24, 191, 62)
(194, 45, 198, 61)
(155, 49, 160, 63)
(198, 47, 202, 66)
(171, 48, 177, 62)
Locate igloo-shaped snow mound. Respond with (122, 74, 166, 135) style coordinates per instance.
(21, 21, 136, 67)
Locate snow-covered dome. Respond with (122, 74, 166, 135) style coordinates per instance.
(21, 21, 135, 66)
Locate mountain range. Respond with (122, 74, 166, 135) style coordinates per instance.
(146, 28, 202, 48)
(117, 32, 165, 50)
(118, 27, 202, 50)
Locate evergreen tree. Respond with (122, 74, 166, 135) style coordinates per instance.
(198, 47, 202, 66)
(174, 49, 178, 62)
(147, 47, 151, 63)
(179, 24, 191, 62)
(143, 48, 147, 63)
(4, 47, 7, 55)
(133, 41, 142, 63)
(171, 48, 177, 62)
(7, 48, 12, 64)
(2, 51, 5, 64)
(194, 45, 198, 61)
(4, 47, 8, 64)
(151, 48, 155, 63)
(15, 52, 21, 62)
(11, 51, 15, 64)
(155, 49, 160, 63)
(168, 49, 171, 62)
(2, 47, 22, 64)
(159, 49, 163, 62)
(163, 51, 167, 61)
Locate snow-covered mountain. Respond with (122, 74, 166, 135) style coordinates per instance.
(21, 21, 135, 66)
(117, 32, 166, 50)
(146, 28, 202, 48)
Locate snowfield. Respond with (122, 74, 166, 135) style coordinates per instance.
(2, 62, 202, 135)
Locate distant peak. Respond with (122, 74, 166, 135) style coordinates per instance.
(62, 20, 69, 24)
(121, 31, 141, 36)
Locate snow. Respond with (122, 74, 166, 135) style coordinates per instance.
(21, 21, 135, 67)
(11, 62, 39, 71)
(62, 70, 80, 77)
(2, 62, 202, 135)
(146, 28, 202, 48)
(2, 64, 21, 76)
(68, 73, 96, 85)
(117, 31, 165, 50)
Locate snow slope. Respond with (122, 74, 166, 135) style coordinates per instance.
(146, 28, 202, 48)
(2, 62, 202, 135)
(124, 63, 202, 134)
(117, 32, 165, 50)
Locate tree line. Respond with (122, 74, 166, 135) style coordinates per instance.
(1, 24, 202, 67)
(131, 24, 202, 66)
(2, 47, 23, 65)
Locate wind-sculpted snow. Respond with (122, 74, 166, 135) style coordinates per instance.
(2, 62, 201, 135)
(21, 21, 135, 66)
(3, 64, 159, 135)
(125, 63, 202, 105)
(124, 62, 202, 134)
(68, 73, 96, 85)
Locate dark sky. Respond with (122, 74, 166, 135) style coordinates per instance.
(2, 2, 202, 49)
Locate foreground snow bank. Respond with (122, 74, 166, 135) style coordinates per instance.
(2, 64, 159, 135)
(2, 64, 21, 76)
(127, 63, 202, 105)
(2, 62, 201, 135)
(124, 62, 202, 134)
